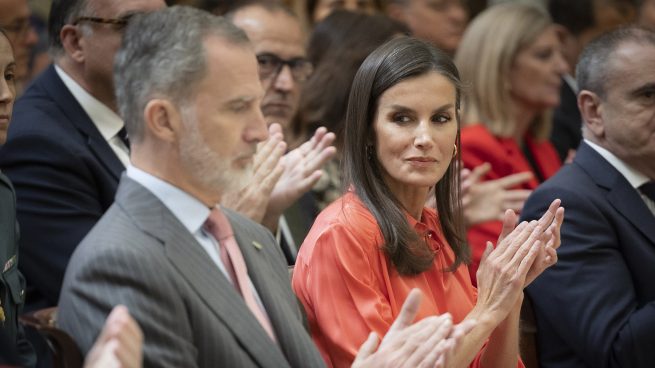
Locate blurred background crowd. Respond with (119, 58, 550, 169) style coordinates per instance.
(2, 0, 655, 367)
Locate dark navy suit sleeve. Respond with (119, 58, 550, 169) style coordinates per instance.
(522, 177, 655, 368)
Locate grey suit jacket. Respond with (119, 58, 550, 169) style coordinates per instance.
(57, 176, 325, 368)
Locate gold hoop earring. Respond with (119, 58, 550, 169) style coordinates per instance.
(452, 144, 458, 158)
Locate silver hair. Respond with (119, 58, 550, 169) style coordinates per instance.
(114, 6, 250, 142)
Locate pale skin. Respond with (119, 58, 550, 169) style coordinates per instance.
(374, 71, 564, 367)
(0, 33, 16, 144)
(353, 289, 477, 368)
(460, 164, 533, 225)
(508, 26, 568, 143)
(84, 306, 144, 368)
(577, 42, 655, 180)
(222, 123, 336, 231)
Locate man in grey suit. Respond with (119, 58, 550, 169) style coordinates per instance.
(56, 6, 473, 368)
(56, 6, 322, 367)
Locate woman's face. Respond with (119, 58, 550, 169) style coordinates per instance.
(313, 0, 377, 23)
(508, 26, 568, 112)
(0, 35, 16, 145)
(373, 71, 458, 196)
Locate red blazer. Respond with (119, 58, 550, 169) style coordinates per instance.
(460, 124, 561, 284)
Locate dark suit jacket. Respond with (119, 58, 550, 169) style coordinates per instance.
(0, 65, 124, 309)
(550, 79, 582, 162)
(57, 176, 325, 367)
(0, 172, 36, 366)
(522, 142, 655, 368)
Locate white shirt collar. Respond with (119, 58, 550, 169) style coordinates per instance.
(126, 165, 210, 234)
(54, 65, 124, 142)
(584, 139, 650, 189)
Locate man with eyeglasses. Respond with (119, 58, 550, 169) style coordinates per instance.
(226, 1, 336, 262)
(229, 2, 311, 136)
(0, 0, 38, 91)
(0, 0, 166, 317)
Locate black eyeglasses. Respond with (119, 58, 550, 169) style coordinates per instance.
(72, 14, 137, 30)
(256, 53, 313, 82)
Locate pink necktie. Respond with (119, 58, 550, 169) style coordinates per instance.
(204, 207, 276, 341)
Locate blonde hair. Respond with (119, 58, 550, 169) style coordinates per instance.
(455, 3, 553, 139)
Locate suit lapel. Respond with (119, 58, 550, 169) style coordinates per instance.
(114, 177, 289, 368)
(576, 143, 655, 245)
(226, 210, 320, 366)
(43, 65, 124, 180)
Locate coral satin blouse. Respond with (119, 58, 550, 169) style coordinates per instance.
(461, 124, 561, 284)
(292, 192, 517, 368)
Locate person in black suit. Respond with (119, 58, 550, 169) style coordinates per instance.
(522, 26, 655, 368)
(0, 0, 166, 311)
(547, 0, 634, 162)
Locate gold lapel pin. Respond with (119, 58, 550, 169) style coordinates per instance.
(252, 241, 263, 250)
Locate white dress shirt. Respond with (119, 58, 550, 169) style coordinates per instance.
(125, 165, 270, 311)
(54, 65, 130, 167)
(585, 139, 655, 214)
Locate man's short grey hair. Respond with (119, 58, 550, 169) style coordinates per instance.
(576, 26, 655, 99)
(114, 6, 250, 142)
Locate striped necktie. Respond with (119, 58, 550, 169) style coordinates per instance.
(204, 207, 276, 341)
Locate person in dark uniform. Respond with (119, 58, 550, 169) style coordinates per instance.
(0, 26, 36, 367)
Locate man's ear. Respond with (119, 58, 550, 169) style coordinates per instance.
(578, 90, 605, 139)
(60, 24, 85, 63)
(143, 99, 183, 143)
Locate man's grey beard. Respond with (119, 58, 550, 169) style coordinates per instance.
(178, 106, 252, 201)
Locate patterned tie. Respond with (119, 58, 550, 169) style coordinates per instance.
(204, 207, 276, 341)
(640, 181, 655, 202)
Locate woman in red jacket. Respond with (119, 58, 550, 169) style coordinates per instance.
(455, 3, 569, 283)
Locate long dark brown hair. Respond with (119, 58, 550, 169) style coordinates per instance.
(343, 36, 469, 275)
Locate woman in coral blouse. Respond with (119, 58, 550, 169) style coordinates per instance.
(292, 36, 565, 368)
(454, 4, 569, 282)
